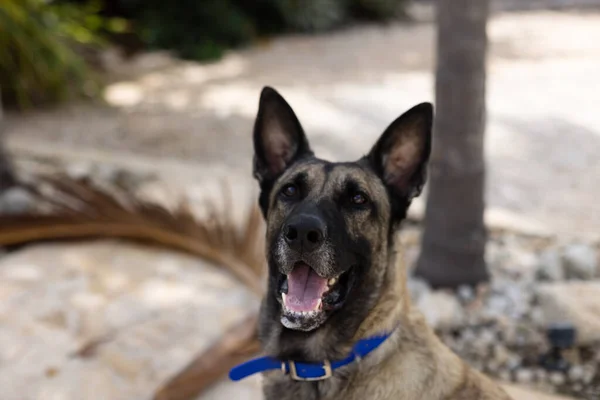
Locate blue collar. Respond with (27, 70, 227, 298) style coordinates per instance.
(229, 329, 395, 382)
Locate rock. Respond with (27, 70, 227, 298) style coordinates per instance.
(534, 368, 548, 383)
(504, 323, 543, 347)
(94, 164, 119, 183)
(484, 281, 533, 321)
(406, 277, 431, 304)
(457, 285, 474, 303)
(135, 180, 181, 210)
(568, 365, 584, 382)
(416, 290, 465, 330)
(530, 306, 545, 326)
(487, 360, 501, 374)
(485, 294, 511, 319)
(65, 162, 93, 180)
(562, 243, 598, 280)
(493, 343, 511, 365)
(504, 283, 532, 319)
(498, 369, 512, 382)
(549, 372, 566, 386)
(537, 282, 600, 345)
(112, 169, 153, 190)
(471, 334, 491, 358)
(506, 354, 522, 371)
(516, 368, 534, 385)
(571, 383, 583, 393)
(537, 249, 565, 281)
(0, 187, 35, 214)
(506, 249, 540, 280)
(461, 328, 477, 343)
(479, 328, 497, 346)
(581, 365, 597, 384)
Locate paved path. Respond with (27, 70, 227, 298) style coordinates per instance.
(0, 241, 261, 400)
(6, 9, 600, 239)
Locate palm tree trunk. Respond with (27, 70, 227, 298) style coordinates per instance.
(414, 0, 490, 288)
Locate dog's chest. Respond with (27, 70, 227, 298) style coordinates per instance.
(262, 369, 400, 400)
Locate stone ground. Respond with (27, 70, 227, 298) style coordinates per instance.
(0, 241, 262, 400)
(2, 4, 600, 400)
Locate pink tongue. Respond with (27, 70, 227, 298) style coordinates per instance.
(285, 263, 328, 312)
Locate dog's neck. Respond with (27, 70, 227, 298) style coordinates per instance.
(259, 238, 453, 400)
(351, 237, 409, 341)
(260, 241, 500, 400)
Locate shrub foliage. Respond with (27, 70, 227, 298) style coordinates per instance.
(0, 0, 408, 109)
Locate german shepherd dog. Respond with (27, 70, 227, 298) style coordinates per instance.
(251, 87, 511, 399)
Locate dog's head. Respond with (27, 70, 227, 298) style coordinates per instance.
(253, 87, 432, 334)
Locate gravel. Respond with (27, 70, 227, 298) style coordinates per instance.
(408, 229, 600, 399)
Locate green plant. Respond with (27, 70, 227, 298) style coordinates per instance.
(0, 0, 125, 109)
(137, 0, 255, 61)
(350, 0, 407, 20)
(275, 0, 347, 33)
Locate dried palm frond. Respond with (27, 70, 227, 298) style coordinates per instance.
(0, 174, 266, 294)
(0, 173, 266, 399)
(154, 314, 260, 400)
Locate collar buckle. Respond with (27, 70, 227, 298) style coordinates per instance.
(288, 360, 333, 381)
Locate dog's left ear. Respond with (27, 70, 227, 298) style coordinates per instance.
(252, 87, 313, 184)
(367, 102, 433, 201)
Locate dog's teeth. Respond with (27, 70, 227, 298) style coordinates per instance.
(328, 277, 337, 286)
(282, 293, 287, 303)
(316, 299, 322, 310)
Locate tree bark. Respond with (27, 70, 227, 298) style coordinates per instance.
(0, 90, 16, 191)
(414, 0, 490, 288)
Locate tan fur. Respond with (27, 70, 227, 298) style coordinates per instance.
(263, 237, 512, 400)
(254, 89, 510, 399)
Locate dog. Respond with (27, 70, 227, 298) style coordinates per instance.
(239, 87, 511, 399)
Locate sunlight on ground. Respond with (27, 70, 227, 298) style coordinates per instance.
(9, 11, 600, 237)
(104, 55, 249, 109)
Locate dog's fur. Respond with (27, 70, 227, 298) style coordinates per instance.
(252, 87, 511, 400)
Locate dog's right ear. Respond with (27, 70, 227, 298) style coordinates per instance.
(252, 87, 313, 184)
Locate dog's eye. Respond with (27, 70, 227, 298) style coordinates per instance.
(351, 192, 368, 205)
(281, 184, 299, 198)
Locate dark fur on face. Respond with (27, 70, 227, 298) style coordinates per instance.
(252, 87, 432, 362)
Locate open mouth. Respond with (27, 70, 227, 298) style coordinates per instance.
(277, 262, 354, 330)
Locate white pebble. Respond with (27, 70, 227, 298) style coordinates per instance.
(506, 355, 522, 370)
(534, 368, 547, 382)
(457, 285, 474, 302)
(549, 372, 566, 386)
(582, 365, 597, 384)
(568, 365, 584, 382)
(516, 368, 534, 384)
(498, 369, 512, 382)
(563, 243, 598, 280)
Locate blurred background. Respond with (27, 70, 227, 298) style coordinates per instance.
(0, 0, 599, 399)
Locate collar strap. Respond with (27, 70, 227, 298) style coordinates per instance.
(229, 330, 395, 382)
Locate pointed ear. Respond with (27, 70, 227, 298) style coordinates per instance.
(367, 102, 433, 201)
(252, 87, 313, 184)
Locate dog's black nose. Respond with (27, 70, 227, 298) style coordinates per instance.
(284, 215, 325, 253)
